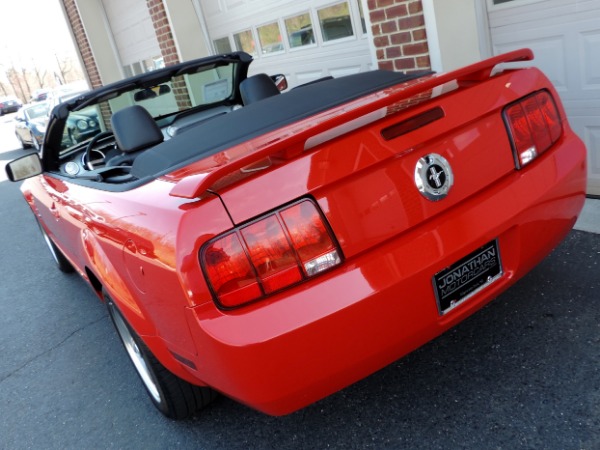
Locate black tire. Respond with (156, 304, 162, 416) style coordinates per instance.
(105, 293, 217, 419)
(36, 218, 74, 273)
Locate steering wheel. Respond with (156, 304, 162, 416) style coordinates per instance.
(84, 131, 114, 170)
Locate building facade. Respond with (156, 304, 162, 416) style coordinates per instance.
(59, 0, 600, 195)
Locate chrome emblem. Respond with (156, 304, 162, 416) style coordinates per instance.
(415, 154, 453, 201)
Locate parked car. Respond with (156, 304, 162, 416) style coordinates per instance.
(30, 88, 51, 102)
(14, 102, 50, 151)
(0, 96, 22, 115)
(5, 49, 587, 420)
(47, 88, 100, 144)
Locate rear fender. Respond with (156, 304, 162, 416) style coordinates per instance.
(80, 227, 156, 337)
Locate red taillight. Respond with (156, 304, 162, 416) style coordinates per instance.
(504, 90, 563, 168)
(201, 199, 342, 308)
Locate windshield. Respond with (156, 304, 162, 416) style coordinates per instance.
(58, 63, 238, 153)
(25, 103, 49, 120)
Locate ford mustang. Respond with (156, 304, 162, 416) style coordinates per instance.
(5, 49, 587, 419)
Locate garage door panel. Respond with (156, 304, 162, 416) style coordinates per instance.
(488, 0, 600, 27)
(488, 0, 600, 195)
(581, 31, 600, 90)
(493, 35, 568, 92)
(578, 121, 600, 194)
(199, 0, 373, 89)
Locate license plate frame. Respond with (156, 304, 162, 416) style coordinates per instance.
(433, 239, 503, 315)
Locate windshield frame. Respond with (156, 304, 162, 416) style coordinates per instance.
(42, 52, 252, 171)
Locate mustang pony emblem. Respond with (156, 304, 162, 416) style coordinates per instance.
(415, 153, 454, 201)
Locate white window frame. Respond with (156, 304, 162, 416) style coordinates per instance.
(486, 0, 548, 11)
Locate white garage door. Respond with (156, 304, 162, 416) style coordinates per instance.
(103, 0, 163, 76)
(197, 0, 375, 88)
(488, 0, 600, 196)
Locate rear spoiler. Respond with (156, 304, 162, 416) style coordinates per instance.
(170, 48, 533, 199)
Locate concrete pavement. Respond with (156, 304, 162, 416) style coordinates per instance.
(575, 198, 600, 234)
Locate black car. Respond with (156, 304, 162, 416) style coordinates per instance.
(14, 103, 49, 151)
(0, 96, 23, 115)
(47, 89, 100, 144)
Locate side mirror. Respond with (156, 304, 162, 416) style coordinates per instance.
(5, 153, 42, 182)
(271, 74, 288, 92)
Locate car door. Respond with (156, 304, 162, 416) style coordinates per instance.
(14, 109, 30, 145)
(31, 175, 85, 269)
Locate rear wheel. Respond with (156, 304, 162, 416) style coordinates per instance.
(105, 293, 217, 419)
(36, 219, 74, 273)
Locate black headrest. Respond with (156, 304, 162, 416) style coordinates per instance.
(111, 105, 164, 153)
(240, 74, 280, 105)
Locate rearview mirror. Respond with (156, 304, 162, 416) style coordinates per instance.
(5, 153, 42, 182)
(134, 84, 172, 102)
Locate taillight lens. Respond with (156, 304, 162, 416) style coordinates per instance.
(504, 90, 562, 168)
(201, 199, 342, 309)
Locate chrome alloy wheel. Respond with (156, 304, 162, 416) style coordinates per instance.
(109, 303, 162, 403)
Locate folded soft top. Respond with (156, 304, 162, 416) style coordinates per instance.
(131, 70, 428, 180)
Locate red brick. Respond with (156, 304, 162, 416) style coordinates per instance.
(374, 35, 390, 48)
(377, 0, 395, 7)
(381, 20, 398, 34)
(408, 0, 423, 14)
(394, 58, 416, 71)
(378, 61, 394, 71)
(390, 31, 411, 45)
(385, 4, 408, 20)
(385, 46, 402, 59)
(416, 55, 431, 69)
(399, 14, 424, 29)
(371, 24, 381, 36)
(412, 28, 427, 41)
(370, 9, 386, 23)
(402, 42, 429, 56)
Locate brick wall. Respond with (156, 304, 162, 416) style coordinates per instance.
(147, 0, 179, 66)
(367, 0, 431, 72)
(146, 0, 191, 109)
(62, 0, 102, 89)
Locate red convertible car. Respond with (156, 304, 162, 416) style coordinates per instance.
(6, 49, 586, 419)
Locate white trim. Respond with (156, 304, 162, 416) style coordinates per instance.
(422, 0, 443, 72)
(475, 0, 493, 59)
(360, 0, 378, 69)
(99, 1, 125, 79)
(57, 0, 92, 88)
(192, 0, 215, 54)
(486, 0, 547, 11)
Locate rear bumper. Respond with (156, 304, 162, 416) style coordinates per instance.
(184, 132, 586, 415)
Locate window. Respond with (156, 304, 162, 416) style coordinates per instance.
(285, 13, 315, 48)
(356, 0, 367, 34)
(317, 2, 354, 42)
(214, 37, 232, 54)
(122, 56, 163, 78)
(233, 29, 257, 56)
(257, 22, 284, 54)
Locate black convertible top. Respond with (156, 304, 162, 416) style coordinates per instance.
(131, 69, 428, 180)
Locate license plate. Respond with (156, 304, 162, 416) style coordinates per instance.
(433, 239, 503, 314)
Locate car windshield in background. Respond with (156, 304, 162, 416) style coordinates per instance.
(58, 63, 237, 153)
(25, 103, 49, 120)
